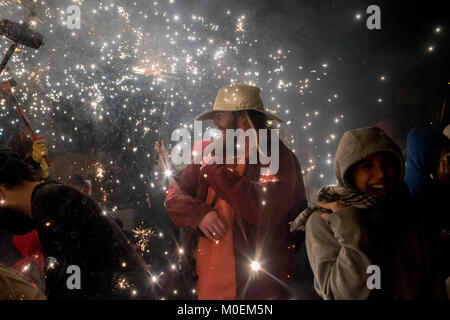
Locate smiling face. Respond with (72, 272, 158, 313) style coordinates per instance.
(349, 152, 398, 200)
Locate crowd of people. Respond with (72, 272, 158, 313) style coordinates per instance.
(0, 83, 449, 300)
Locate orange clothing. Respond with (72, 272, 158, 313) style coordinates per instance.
(166, 140, 306, 299)
(195, 164, 245, 300)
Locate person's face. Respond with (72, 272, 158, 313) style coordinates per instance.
(436, 146, 450, 185)
(213, 111, 235, 136)
(350, 152, 398, 200)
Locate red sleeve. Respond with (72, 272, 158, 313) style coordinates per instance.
(164, 164, 214, 230)
(202, 148, 306, 225)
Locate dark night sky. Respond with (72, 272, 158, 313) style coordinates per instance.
(180, 0, 450, 128)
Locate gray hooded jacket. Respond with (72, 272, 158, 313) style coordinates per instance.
(304, 127, 438, 300)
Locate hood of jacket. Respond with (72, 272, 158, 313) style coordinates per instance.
(404, 127, 449, 198)
(334, 126, 405, 189)
(290, 127, 405, 232)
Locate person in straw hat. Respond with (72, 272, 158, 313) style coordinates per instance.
(165, 83, 307, 299)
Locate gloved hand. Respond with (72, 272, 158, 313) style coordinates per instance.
(32, 139, 48, 163)
(32, 139, 50, 179)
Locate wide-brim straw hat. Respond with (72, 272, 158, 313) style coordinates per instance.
(195, 84, 284, 123)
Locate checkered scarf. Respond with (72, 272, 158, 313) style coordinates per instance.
(289, 185, 380, 232)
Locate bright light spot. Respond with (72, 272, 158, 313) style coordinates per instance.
(251, 261, 261, 271)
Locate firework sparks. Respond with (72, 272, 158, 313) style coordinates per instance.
(132, 222, 156, 253)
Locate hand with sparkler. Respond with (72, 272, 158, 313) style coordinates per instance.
(154, 140, 172, 174)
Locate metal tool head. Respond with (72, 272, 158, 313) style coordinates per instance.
(0, 19, 44, 49)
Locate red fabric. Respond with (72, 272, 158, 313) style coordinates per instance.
(195, 164, 246, 300)
(13, 230, 45, 275)
(165, 140, 307, 299)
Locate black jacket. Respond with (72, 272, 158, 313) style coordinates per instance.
(32, 181, 156, 299)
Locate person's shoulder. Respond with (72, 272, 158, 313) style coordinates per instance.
(0, 263, 46, 300)
(34, 181, 85, 199)
(32, 181, 98, 213)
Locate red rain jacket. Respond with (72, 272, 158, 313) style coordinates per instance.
(165, 140, 307, 299)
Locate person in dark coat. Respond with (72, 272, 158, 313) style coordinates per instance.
(404, 127, 450, 294)
(1, 132, 50, 292)
(165, 84, 308, 299)
(404, 127, 449, 200)
(0, 149, 156, 299)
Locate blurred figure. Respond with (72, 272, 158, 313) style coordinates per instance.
(67, 174, 91, 195)
(291, 127, 445, 299)
(404, 127, 449, 199)
(7, 131, 50, 180)
(444, 124, 450, 139)
(1, 131, 50, 293)
(0, 149, 156, 299)
(404, 127, 450, 296)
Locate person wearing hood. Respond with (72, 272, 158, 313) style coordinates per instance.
(404, 127, 450, 294)
(290, 126, 445, 299)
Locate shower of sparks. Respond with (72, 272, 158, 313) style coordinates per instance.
(132, 222, 156, 253)
(0, 0, 353, 196)
(96, 163, 105, 178)
(114, 275, 131, 290)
